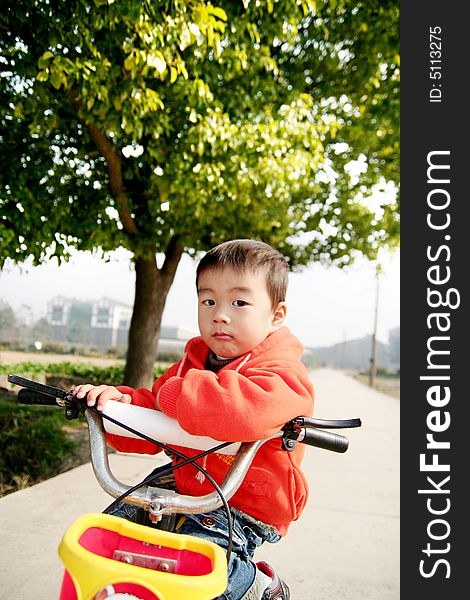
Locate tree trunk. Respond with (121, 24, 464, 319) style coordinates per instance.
(124, 239, 184, 389)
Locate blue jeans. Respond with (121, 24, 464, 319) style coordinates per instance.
(108, 502, 280, 599)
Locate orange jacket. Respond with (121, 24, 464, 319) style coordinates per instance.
(106, 326, 314, 534)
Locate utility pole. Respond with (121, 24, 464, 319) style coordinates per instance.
(369, 264, 381, 387)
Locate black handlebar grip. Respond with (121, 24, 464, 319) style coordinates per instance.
(301, 427, 349, 453)
(17, 388, 60, 406)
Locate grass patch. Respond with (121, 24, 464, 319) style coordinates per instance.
(355, 373, 400, 399)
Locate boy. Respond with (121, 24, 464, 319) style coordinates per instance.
(74, 239, 314, 600)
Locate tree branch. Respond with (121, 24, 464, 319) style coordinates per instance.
(161, 235, 184, 276)
(68, 91, 138, 235)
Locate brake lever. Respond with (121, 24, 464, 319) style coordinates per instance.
(8, 374, 83, 419)
(8, 374, 74, 401)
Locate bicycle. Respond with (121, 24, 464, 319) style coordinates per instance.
(8, 374, 361, 600)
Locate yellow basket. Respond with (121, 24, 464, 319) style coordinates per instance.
(58, 513, 227, 600)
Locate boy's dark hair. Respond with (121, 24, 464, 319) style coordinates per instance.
(196, 239, 289, 307)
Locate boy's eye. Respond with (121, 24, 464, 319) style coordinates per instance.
(202, 299, 215, 306)
(232, 300, 248, 307)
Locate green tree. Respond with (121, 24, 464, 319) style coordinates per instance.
(0, 0, 399, 387)
(0, 301, 16, 335)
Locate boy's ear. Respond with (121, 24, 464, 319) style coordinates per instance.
(271, 302, 287, 329)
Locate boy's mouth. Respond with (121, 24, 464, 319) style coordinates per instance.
(213, 331, 233, 341)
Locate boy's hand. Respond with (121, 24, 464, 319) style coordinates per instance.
(73, 384, 132, 412)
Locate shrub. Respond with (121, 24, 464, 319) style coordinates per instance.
(0, 403, 77, 495)
(0, 362, 166, 385)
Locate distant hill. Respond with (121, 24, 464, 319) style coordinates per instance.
(307, 328, 399, 373)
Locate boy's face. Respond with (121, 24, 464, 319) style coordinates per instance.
(197, 267, 286, 358)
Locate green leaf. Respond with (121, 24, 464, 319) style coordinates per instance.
(50, 70, 63, 90)
(211, 6, 227, 21)
(124, 55, 134, 71)
(36, 70, 49, 82)
(38, 51, 54, 69)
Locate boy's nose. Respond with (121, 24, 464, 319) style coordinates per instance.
(213, 311, 230, 324)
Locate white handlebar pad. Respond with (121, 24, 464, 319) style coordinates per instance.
(102, 400, 240, 456)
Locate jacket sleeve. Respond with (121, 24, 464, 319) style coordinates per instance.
(104, 361, 182, 454)
(157, 360, 314, 442)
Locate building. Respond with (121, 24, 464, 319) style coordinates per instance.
(89, 298, 132, 350)
(45, 296, 196, 354)
(46, 296, 132, 352)
(158, 325, 198, 353)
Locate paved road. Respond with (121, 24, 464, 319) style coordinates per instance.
(0, 368, 399, 599)
(256, 369, 400, 599)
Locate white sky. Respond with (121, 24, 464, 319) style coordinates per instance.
(0, 247, 399, 349)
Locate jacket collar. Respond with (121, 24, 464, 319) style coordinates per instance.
(183, 326, 297, 371)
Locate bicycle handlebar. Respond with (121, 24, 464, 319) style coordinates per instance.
(9, 374, 72, 402)
(298, 426, 349, 453)
(86, 408, 271, 515)
(8, 374, 361, 518)
(17, 388, 65, 406)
